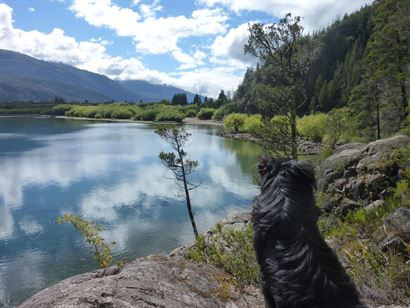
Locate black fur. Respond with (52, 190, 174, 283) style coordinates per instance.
(252, 158, 363, 308)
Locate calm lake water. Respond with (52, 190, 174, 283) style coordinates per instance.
(0, 116, 262, 306)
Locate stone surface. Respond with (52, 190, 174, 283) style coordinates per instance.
(365, 200, 385, 212)
(372, 208, 410, 255)
(20, 255, 264, 308)
(318, 135, 410, 215)
(382, 208, 410, 242)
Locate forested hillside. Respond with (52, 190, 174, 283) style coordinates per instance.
(233, 0, 409, 141)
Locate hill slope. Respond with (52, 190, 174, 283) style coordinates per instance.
(0, 50, 196, 103)
(117, 80, 198, 103)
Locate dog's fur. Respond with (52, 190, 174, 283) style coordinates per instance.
(252, 158, 363, 308)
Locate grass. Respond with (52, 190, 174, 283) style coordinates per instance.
(318, 178, 410, 304)
(186, 224, 259, 286)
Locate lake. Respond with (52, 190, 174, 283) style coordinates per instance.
(0, 116, 262, 306)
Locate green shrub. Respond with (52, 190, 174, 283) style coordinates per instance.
(155, 110, 185, 122)
(243, 114, 262, 134)
(57, 214, 115, 268)
(323, 107, 355, 148)
(212, 108, 226, 121)
(185, 109, 197, 118)
(82, 106, 99, 118)
(223, 113, 247, 133)
(52, 104, 74, 115)
(186, 224, 259, 286)
(297, 113, 328, 142)
(197, 108, 215, 120)
(111, 107, 133, 119)
(138, 109, 159, 121)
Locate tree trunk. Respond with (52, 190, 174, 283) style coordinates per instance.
(179, 151, 199, 238)
(290, 107, 298, 159)
(376, 102, 381, 140)
(399, 77, 408, 122)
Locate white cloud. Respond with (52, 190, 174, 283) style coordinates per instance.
(69, 0, 228, 55)
(210, 22, 257, 68)
(28, 7, 35, 12)
(0, 3, 242, 96)
(140, 0, 162, 18)
(199, 0, 374, 32)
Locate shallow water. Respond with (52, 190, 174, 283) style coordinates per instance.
(0, 117, 263, 306)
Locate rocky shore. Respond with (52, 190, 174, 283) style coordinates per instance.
(19, 135, 410, 307)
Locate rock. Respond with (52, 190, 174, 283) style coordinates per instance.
(20, 256, 264, 308)
(356, 135, 410, 171)
(365, 200, 385, 212)
(318, 135, 410, 214)
(321, 147, 363, 174)
(337, 198, 362, 216)
(373, 208, 410, 255)
(334, 142, 366, 154)
(382, 208, 410, 242)
(298, 139, 323, 155)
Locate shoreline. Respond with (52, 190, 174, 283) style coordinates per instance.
(0, 114, 223, 126)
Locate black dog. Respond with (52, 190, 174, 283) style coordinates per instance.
(252, 158, 363, 308)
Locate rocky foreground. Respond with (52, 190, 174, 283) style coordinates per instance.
(20, 135, 409, 307)
(20, 213, 263, 308)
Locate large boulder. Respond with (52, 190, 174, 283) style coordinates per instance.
(318, 135, 410, 214)
(19, 255, 264, 308)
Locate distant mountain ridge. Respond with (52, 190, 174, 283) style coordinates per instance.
(0, 49, 197, 103)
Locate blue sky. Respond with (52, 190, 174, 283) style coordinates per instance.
(0, 0, 373, 97)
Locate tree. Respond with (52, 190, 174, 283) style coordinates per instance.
(223, 113, 247, 133)
(171, 93, 188, 105)
(57, 214, 115, 268)
(216, 90, 228, 107)
(245, 13, 318, 158)
(366, 0, 409, 122)
(155, 126, 199, 238)
(193, 94, 201, 105)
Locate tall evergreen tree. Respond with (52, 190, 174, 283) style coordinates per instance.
(193, 94, 201, 105)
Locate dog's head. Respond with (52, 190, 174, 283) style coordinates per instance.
(258, 157, 316, 193)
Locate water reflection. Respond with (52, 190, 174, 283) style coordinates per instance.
(0, 117, 261, 306)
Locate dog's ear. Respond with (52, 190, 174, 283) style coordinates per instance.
(288, 160, 317, 189)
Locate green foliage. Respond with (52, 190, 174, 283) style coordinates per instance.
(323, 107, 354, 148)
(297, 113, 328, 142)
(52, 104, 74, 115)
(187, 224, 259, 286)
(197, 108, 215, 120)
(155, 126, 199, 238)
(193, 94, 201, 105)
(111, 107, 133, 119)
(251, 115, 293, 157)
(57, 214, 114, 268)
(243, 114, 262, 134)
(138, 109, 159, 121)
(171, 93, 188, 105)
(317, 175, 410, 303)
(212, 103, 238, 121)
(155, 110, 185, 122)
(212, 108, 226, 121)
(0, 104, 53, 115)
(184, 109, 197, 118)
(233, 2, 407, 141)
(223, 113, 247, 133)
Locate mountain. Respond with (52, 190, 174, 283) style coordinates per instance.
(117, 80, 198, 103)
(0, 49, 196, 103)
